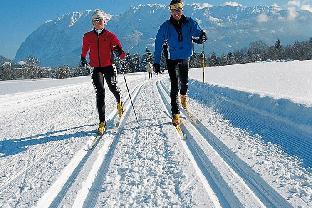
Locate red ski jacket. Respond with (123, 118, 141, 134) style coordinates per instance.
(81, 29, 125, 67)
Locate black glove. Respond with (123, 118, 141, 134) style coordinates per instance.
(80, 56, 87, 67)
(200, 31, 207, 43)
(113, 45, 123, 57)
(153, 63, 161, 73)
(193, 31, 207, 44)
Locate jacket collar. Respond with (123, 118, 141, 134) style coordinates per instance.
(93, 28, 105, 35)
(169, 15, 187, 28)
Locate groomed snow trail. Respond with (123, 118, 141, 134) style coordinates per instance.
(0, 73, 311, 207)
(78, 78, 215, 207)
(0, 75, 145, 207)
(158, 80, 292, 208)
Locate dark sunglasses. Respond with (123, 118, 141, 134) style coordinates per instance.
(171, 8, 183, 13)
(93, 18, 103, 22)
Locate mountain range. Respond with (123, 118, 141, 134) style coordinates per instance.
(15, 3, 312, 67)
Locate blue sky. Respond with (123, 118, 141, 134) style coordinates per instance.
(0, 0, 299, 59)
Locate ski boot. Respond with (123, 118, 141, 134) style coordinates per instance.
(117, 101, 124, 118)
(180, 95, 188, 110)
(172, 113, 181, 126)
(97, 121, 106, 135)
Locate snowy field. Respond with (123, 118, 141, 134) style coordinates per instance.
(0, 61, 311, 207)
(190, 60, 312, 106)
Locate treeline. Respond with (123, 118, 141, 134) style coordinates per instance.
(1, 38, 311, 81)
(0, 51, 154, 81)
(0, 57, 90, 81)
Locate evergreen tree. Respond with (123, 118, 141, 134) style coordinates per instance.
(248, 41, 269, 62)
(141, 48, 153, 71)
(227, 52, 236, 65)
(0, 62, 12, 80)
(130, 54, 140, 73)
(209, 52, 218, 66)
(189, 52, 202, 68)
(57, 65, 70, 79)
(22, 56, 42, 79)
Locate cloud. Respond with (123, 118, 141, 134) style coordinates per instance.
(223, 2, 242, 7)
(301, 4, 312, 12)
(286, 0, 312, 18)
(288, 0, 301, 7)
(272, 3, 282, 13)
(257, 13, 269, 22)
(192, 3, 213, 10)
(287, 0, 300, 20)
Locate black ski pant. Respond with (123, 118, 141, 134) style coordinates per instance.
(92, 66, 121, 122)
(167, 59, 189, 115)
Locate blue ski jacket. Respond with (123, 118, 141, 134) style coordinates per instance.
(154, 16, 203, 64)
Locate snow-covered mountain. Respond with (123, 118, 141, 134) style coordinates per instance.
(15, 4, 312, 67)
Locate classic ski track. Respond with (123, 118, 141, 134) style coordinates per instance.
(72, 82, 145, 208)
(0, 80, 132, 194)
(82, 78, 219, 207)
(35, 81, 145, 208)
(155, 80, 222, 208)
(157, 80, 257, 207)
(158, 79, 293, 208)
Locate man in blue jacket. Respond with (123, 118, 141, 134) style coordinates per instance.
(153, 0, 207, 126)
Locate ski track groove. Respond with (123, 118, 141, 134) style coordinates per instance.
(157, 80, 293, 208)
(156, 80, 222, 208)
(0, 83, 98, 193)
(73, 82, 144, 208)
(35, 82, 145, 208)
(85, 78, 214, 207)
(0, 76, 144, 207)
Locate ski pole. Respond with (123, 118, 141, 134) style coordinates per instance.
(202, 42, 205, 83)
(122, 72, 139, 123)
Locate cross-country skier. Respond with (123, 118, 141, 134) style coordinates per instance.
(146, 61, 153, 79)
(80, 9, 126, 134)
(153, 0, 207, 126)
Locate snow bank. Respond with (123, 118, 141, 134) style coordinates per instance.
(188, 79, 312, 168)
(190, 60, 312, 107)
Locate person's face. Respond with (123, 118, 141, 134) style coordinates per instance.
(93, 18, 104, 30)
(170, 7, 183, 21)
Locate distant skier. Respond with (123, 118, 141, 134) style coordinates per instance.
(80, 9, 126, 134)
(153, 0, 207, 126)
(146, 61, 153, 79)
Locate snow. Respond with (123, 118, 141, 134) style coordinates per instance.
(191, 3, 213, 10)
(0, 61, 311, 207)
(190, 60, 312, 107)
(223, 2, 243, 7)
(301, 4, 312, 13)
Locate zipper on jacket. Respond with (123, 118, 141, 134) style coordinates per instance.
(97, 34, 101, 66)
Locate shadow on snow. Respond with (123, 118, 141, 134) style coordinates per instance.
(189, 79, 312, 169)
(0, 124, 95, 157)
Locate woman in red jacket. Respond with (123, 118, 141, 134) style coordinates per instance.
(80, 9, 126, 134)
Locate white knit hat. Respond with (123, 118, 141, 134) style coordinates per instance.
(92, 9, 105, 20)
